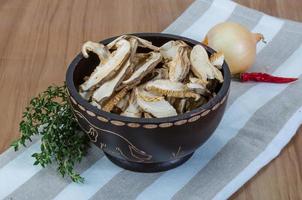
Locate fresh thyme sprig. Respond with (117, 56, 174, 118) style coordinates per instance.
(11, 84, 90, 183)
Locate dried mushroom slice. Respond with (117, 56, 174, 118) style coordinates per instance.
(102, 87, 129, 112)
(174, 98, 187, 114)
(130, 53, 150, 67)
(189, 76, 208, 87)
(159, 40, 188, 61)
(106, 35, 127, 49)
(190, 45, 223, 83)
(133, 53, 150, 60)
(210, 52, 224, 69)
(188, 76, 209, 94)
(92, 59, 131, 103)
(145, 79, 200, 100)
(212, 66, 224, 83)
(135, 87, 177, 118)
(129, 38, 139, 61)
(122, 52, 162, 86)
(136, 86, 164, 102)
(118, 53, 150, 89)
(134, 36, 160, 51)
(116, 93, 130, 112)
(82, 41, 110, 62)
(190, 45, 214, 83)
(152, 67, 169, 80)
(121, 90, 142, 118)
(119, 38, 140, 87)
(107, 35, 159, 51)
(186, 83, 209, 96)
(80, 39, 131, 91)
(167, 47, 190, 82)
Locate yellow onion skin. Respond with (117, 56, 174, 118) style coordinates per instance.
(204, 22, 261, 75)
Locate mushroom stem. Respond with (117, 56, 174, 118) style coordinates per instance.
(81, 41, 110, 61)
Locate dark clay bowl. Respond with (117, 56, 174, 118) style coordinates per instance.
(66, 33, 231, 172)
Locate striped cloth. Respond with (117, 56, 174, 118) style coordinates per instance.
(1, 0, 302, 199)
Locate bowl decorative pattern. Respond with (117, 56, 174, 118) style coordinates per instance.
(66, 33, 231, 172)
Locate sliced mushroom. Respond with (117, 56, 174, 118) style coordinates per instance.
(160, 41, 176, 60)
(145, 79, 200, 100)
(119, 38, 140, 87)
(80, 39, 131, 91)
(188, 76, 213, 96)
(92, 59, 131, 103)
(136, 86, 164, 102)
(106, 35, 127, 49)
(102, 87, 129, 112)
(122, 52, 162, 86)
(121, 90, 142, 118)
(190, 45, 223, 83)
(133, 53, 150, 60)
(210, 52, 224, 69)
(134, 36, 160, 51)
(189, 76, 208, 87)
(167, 47, 190, 82)
(190, 45, 214, 83)
(212, 66, 224, 83)
(107, 35, 159, 51)
(116, 93, 130, 112)
(186, 83, 209, 96)
(119, 53, 150, 87)
(159, 40, 188, 61)
(81, 41, 110, 62)
(129, 38, 139, 61)
(174, 98, 187, 114)
(131, 53, 150, 67)
(152, 67, 169, 80)
(135, 87, 177, 118)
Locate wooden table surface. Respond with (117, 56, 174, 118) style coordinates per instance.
(0, 0, 301, 199)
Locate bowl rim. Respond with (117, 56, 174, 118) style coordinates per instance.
(66, 32, 231, 124)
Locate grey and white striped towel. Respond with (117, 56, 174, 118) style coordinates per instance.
(1, 0, 302, 199)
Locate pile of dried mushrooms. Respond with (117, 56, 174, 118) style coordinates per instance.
(78, 35, 224, 118)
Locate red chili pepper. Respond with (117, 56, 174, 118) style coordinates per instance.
(239, 72, 298, 83)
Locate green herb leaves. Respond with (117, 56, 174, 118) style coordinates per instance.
(12, 85, 90, 183)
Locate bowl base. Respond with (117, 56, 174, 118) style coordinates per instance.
(104, 152, 194, 173)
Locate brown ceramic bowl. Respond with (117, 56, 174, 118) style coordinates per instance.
(66, 33, 231, 172)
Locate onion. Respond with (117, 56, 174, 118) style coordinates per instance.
(203, 22, 264, 75)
